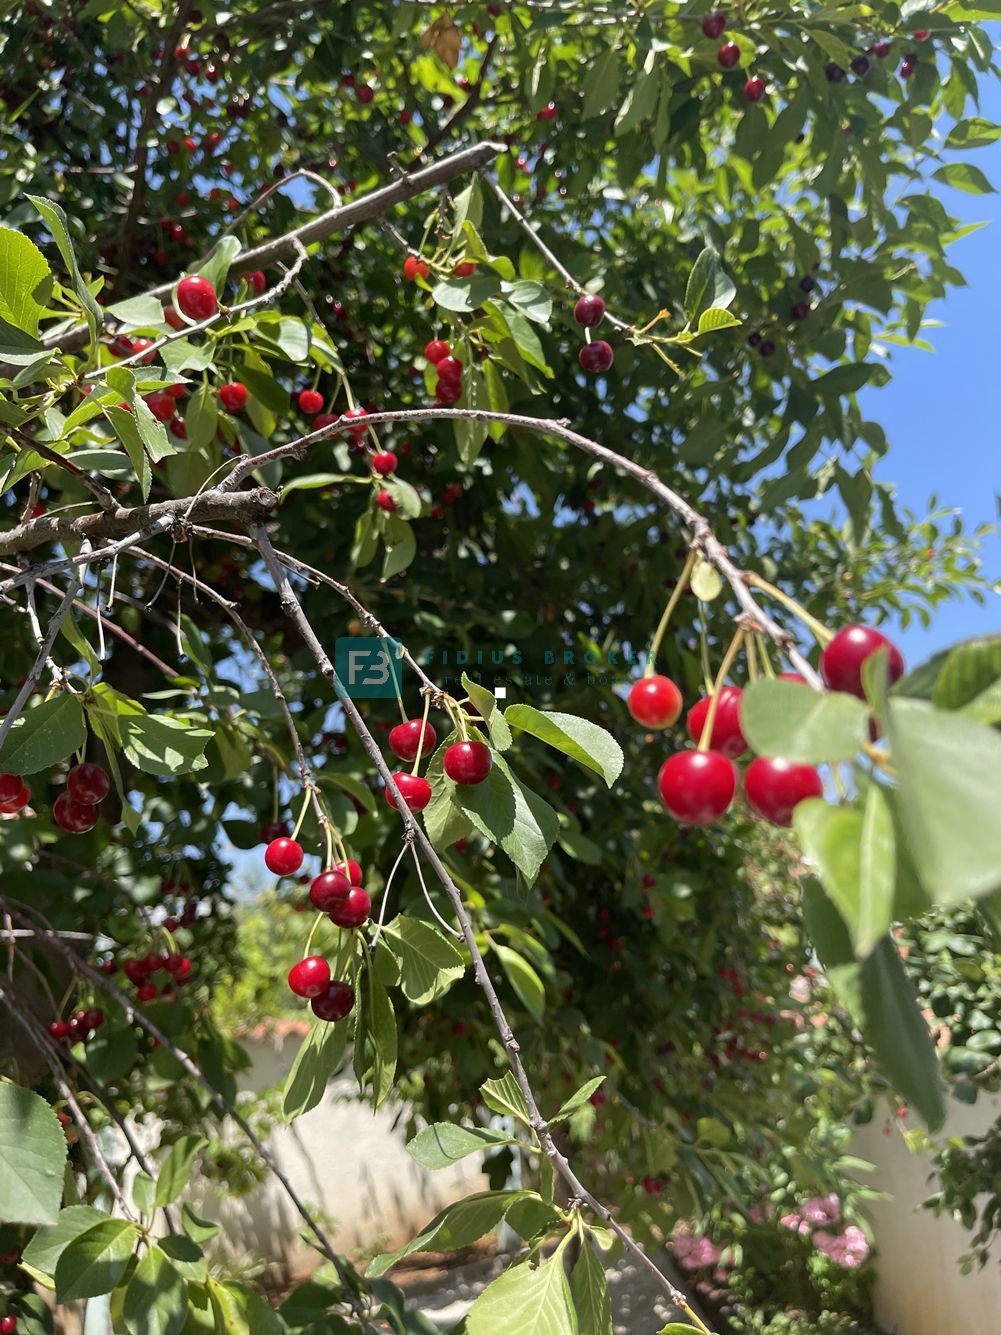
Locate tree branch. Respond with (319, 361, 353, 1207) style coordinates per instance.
(250, 526, 706, 1322)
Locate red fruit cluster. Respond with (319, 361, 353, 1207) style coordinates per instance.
(403, 255, 430, 282)
(54, 762, 111, 834)
(0, 773, 30, 816)
(48, 1007, 104, 1044)
(123, 951, 192, 1002)
(434, 354, 464, 405)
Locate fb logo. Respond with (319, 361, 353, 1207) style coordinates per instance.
(335, 637, 403, 698)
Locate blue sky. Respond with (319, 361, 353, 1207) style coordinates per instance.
(858, 76, 1001, 669)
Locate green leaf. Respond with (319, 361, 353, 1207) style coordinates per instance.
(946, 117, 1001, 148)
(103, 404, 152, 500)
(582, 47, 621, 118)
(0, 225, 52, 334)
(741, 679, 868, 763)
(684, 247, 735, 320)
(932, 162, 995, 193)
(812, 362, 874, 397)
(123, 1245, 188, 1335)
(467, 1257, 577, 1335)
(480, 1071, 532, 1126)
(155, 1136, 204, 1208)
(21, 1205, 105, 1277)
(208, 1277, 285, 1335)
(407, 1123, 518, 1171)
(367, 1191, 526, 1278)
(120, 711, 214, 777)
(504, 705, 623, 785)
(379, 475, 423, 520)
(134, 394, 174, 462)
(461, 671, 512, 751)
(494, 942, 546, 1022)
(27, 195, 103, 339)
(932, 635, 1001, 710)
(793, 797, 892, 957)
(889, 699, 1001, 903)
(432, 274, 501, 313)
(382, 915, 465, 1005)
(86, 1024, 139, 1084)
(571, 1238, 613, 1335)
(106, 294, 166, 329)
(802, 877, 862, 1017)
(282, 1019, 349, 1122)
(356, 975, 397, 1110)
(0, 317, 47, 364)
(860, 938, 946, 1131)
(185, 384, 218, 452)
(696, 307, 741, 334)
(551, 1077, 605, 1126)
(502, 279, 552, 325)
(454, 753, 559, 883)
(0, 695, 86, 776)
(54, 1219, 137, 1301)
(382, 519, 416, 581)
(194, 235, 242, 293)
(613, 50, 659, 137)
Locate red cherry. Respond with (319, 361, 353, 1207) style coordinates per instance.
(1, 1315, 17, 1333)
(0, 774, 22, 804)
(873, 39, 892, 58)
(66, 763, 110, 805)
(718, 41, 741, 68)
(332, 859, 363, 886)
(123, 959, 148, 985)
(913, 28, 930, 40)
(573, 294, 605, 328)
(791, 301, 810, 320)
(265, 837, 304, 876)
(298, 389, 324, 415)
(247, 270, 267, 294)
(658, 750, 737, 825)
(100, 959, 116, 975)
(53, 793, 98, 833)
(627, 676, 683, 729)
(131, 339, 156, 365)
(356, 82, 374, 104)
(453, 260, 477, 277)
(435, 356, 463, 384)
(403, 255, 430, 281)
(425, 339, 450, 363)
(137, 982, 158, 1003)
(389, 718, 437, 762)
(341, 406, 369, 440)
(744, 76, 765, 102)
(328, 886, 371, 928)
(313, 413, 338, 430)
(311, 979, 355, 1021)
(171, 956, 191, 981)
(261, 820, 289, 842)
(309, 870, 351, 911)
(218, 381, 248, 412)
(900, 54, 917, 78)
(435, 378, 462, 405)
(702, 11, 726, 38)
(170, 417, 187, 439)
(82, 1007, 104, 1030)
(744, 757, 823, 828)
(166, 382, 186, 400)
(176, 274, 218, 322)
(686, 687, 747, 758)
(376, 489, 397, 512)
(386, 772, 433, 811)
(443, 741, 492, 785)
(143, 391, 176, 422)
(372, 451, 397, 476)
(820, 625, 904, 698)
(288, 955, 332, 999)
(48, 1020, 69, 1040)
(579, 340, 614, 373)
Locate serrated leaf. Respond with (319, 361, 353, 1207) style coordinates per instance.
(467, 1257, 577, 1335)
(21, 1206, 105, 1277)
(382, 915, 465, 1004)
(367, 1191, 526, 1278)
(503, 705, 623, 786)
(120, 710, 213, 777)
(551, 1077, 605, 1125)
(0, 695, 86, 776)
(0, 225, 52, 335)
(407, 1123, 518, 1171)
(123, 1245, 188, 1335)
(103, 405, 152, 499)
(480, 1071, 532, 1126)
(154, 1136, 204, 1208)
(793, 797, 892, 957)
(493, 942, 546, 1022)
(741, 679, 868, 764)
(282, 1018, 350, 1122)
(453, 753, 559, 882)
(107, 294, 167, 330)
(27, 195, 103, 339)
(571, 1238, 613, 1335)
(696, 307, 741, 334)
(461, 671, 512, 750)
(54, 1219, 137, 1301)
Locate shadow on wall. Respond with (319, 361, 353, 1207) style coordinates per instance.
(197, 1029, 487, 1276)
(852, 1093, 1001, 1335)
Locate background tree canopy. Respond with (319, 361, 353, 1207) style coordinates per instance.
(0, 1, 1000, 1332)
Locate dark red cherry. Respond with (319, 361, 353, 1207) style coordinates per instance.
(686, 686, 747, 758)
(66, 763, 110, 805)
(744, 76, 765, 102)
(573, 294, 605, 328)
(0, 781, 28, 814)
(288, 956, 331, 998)
(424, 339, 450, 363)
(820, 625, 904, 699)
(702, 12, 726, 39)
(579, 340, 613, 373)
(264, 837, 304, 876)
(718, 42, 741, 68)
(48, 1020, 69, 1040)
(388, 719, 437, 762)
(627, 676, 682, 729)
(744, 757, 823, 828)
(385, 772, 433, 811)
(309, 870, 351, 911)
(311, 979, 355, 1021)
(443, 741, 492, 785)
(328, 886, 371, 928)
(0, 774, 22, 804)
(658, 750, 737, 825)
(53, 793, 98, 833)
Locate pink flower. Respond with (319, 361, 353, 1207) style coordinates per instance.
(802, 1193, 841, 1225)
(781, 1212, 811, 1237)
(813, 1225, 870, 1269)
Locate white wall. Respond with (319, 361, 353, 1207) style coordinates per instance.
(852, 1094, 1001, 1335)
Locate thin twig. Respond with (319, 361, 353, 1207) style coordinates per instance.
(250, 527, 703, 1318)
(0, 566, 82, 749)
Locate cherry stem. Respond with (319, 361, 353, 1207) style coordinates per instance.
(410, 690, 433, 777)
(303, 910, 324, 959)
(746, 574, 833, 646)
(756, 633, 776, 678)
(290, 788, 312, 843)
(696, 629, 745, 753)
(386, 644, 408, 725)
(746, 634, 759, 683)
(645, 549, 697, 676)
